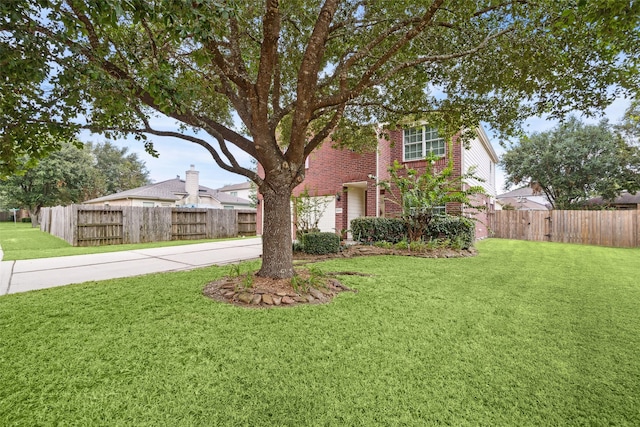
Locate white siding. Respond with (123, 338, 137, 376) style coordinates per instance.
(463, 135, 497, 197)
(223, 188, 252, 200)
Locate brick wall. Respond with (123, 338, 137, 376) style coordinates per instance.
(379, 129, 464, 218)
(255, 141, 377, 235)
(294, 141, 376, 198)
(256, 128, 493, 240)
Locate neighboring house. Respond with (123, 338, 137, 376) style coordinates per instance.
(496, 197, 550, 211)
(217, 181, 255, 201)
(84, 165, 254, 210)
(256, 125, 499, 240)
(496, 186, 551, 210)
(0, 208, 30, 222)
(584, 191, 640, 210)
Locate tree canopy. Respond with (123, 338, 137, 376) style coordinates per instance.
(500, 117, 640, 209)
(0, 141, 103, 224)
(88, 141, 150, 195)
(0, 139, 150, 224)
(617, 100, 640, 146)
(2, 0, 639, 277)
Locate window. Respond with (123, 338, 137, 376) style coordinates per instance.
(431, 206, 446, 215)
(403, 126, 445, 161)
(407, 204, 446, 216)
(223, 205, 234, 209)
(230, 191, 238, 197)
(142, 202, 154, 207)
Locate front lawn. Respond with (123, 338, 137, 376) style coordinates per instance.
(1, 239, 639, 425)
(0, 222, 251, 260)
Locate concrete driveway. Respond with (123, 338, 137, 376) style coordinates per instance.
(0, 238, 262, 295)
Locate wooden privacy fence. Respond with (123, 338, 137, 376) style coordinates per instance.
(489, 210, 640, 248)
(40, 205, 256, 246)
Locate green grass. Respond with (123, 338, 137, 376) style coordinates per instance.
(1, 239, 639, 425)
(0, 222, 253, 260)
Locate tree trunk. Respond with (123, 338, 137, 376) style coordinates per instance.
(28, 208, 40, 228)
(258, 185, 294, 278)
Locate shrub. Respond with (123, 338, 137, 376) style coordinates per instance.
(350, 217, 406, 243)
(299, 232, 340, 255)
(425, 215, 475, 249)
(394, 239, 409, 250)
(21, 217, 32, 223)
(374, 241, 393, 249)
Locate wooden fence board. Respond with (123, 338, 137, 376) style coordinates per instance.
(490, 209, 639, 248)
(41, 205, 257, 246)
(237, 211, 256, 236)
(76, 207, 123, 246)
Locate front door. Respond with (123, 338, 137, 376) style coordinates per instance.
(347, 186, 366, 239)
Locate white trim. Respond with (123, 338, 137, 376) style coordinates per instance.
(475, 126, 499, 163)
(403, 126, 445, 162)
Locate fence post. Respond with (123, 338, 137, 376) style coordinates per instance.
(636, 208, 640, 247)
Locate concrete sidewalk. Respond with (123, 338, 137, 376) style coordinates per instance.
(0, 238, 262, 296)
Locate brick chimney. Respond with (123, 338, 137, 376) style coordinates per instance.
(185, 165, 199, 205)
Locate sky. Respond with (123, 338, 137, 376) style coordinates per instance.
(79, 97, 632, 194)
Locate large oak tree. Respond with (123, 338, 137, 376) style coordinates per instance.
(2, 0, 638, 278)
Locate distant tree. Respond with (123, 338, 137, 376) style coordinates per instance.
(87, 141, 150, 196)
(616, 100, 640, 146)
(501, 118, 640, 209)
(0, 141, 103, 226)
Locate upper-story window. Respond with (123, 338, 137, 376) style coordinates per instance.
(403, 126, 445, 161)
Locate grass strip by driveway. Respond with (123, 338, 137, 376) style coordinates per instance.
(0, 222, 254, 260)
(1, 239, 639, 425)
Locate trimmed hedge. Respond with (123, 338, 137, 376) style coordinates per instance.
(425, 215, 475, 249)
(351, 217, 406, 243)
(351, 215, 475, 248)
(299, 232, 341, 255)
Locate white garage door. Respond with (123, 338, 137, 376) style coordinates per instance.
(314, 196, 336, 233)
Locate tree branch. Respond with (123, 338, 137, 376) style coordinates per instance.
(256, 0, 281, 111)
(317, 0, 445, 110)
(373, 27, 515, 85)
(85, 123, 261, 185)
(303, 103, 346, 158)
(288, 0, 340, 158)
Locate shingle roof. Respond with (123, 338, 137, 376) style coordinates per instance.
(498, 197, 549, 211)
(84, 178, 252, 206)
(586, 191, 640, 206)
(199, 187, 252, 205)
(216, 181, 253, 192)
(497, 186, 537, 198)
(84, 178, 184, 203)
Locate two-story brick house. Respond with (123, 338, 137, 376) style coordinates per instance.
(256, 124, 498, 240)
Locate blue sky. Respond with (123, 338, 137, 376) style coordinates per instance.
(79, 97, 631, 194)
